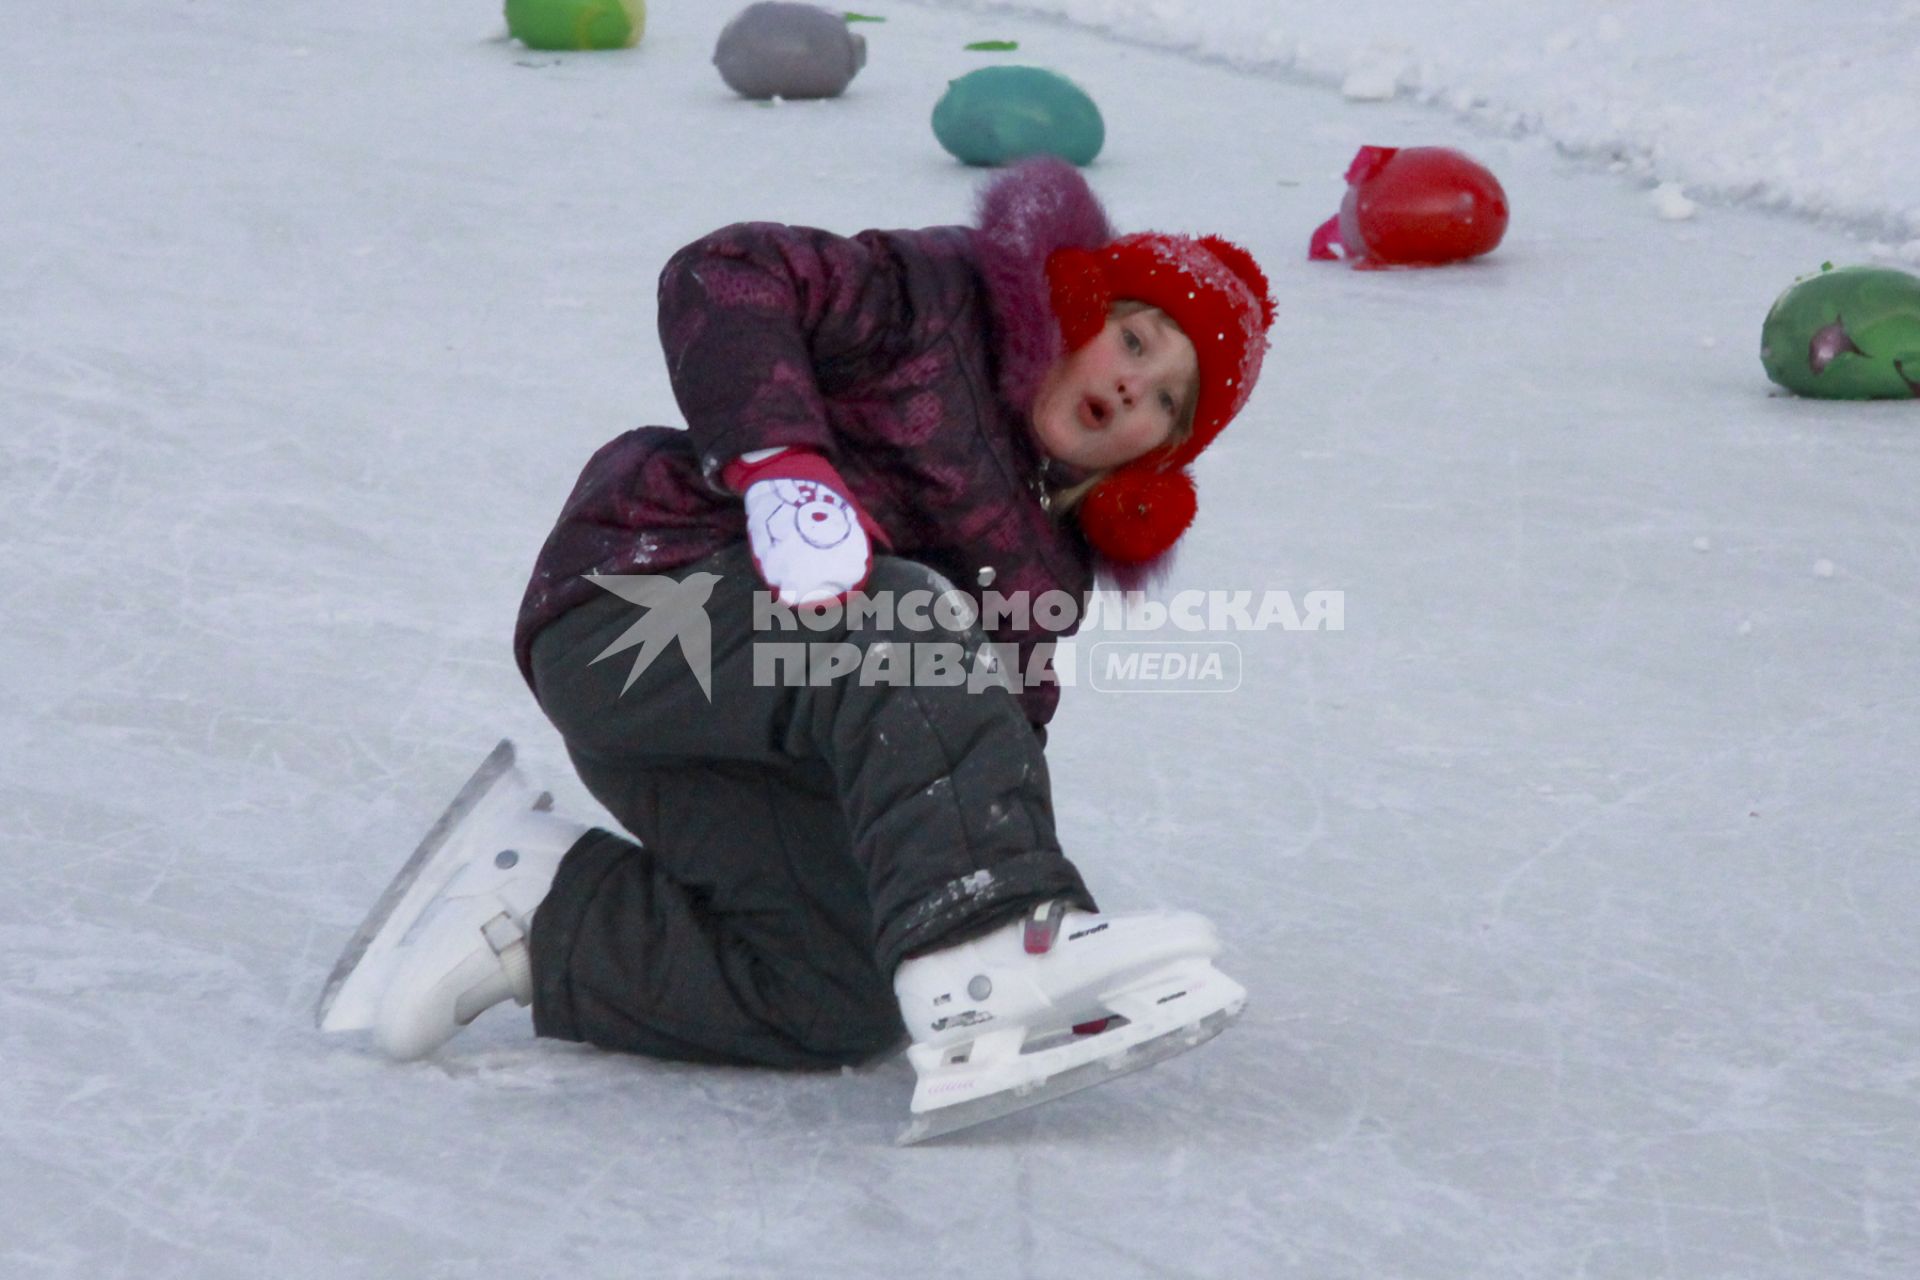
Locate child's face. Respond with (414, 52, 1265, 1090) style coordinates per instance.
(1030, 309, 1197, 472)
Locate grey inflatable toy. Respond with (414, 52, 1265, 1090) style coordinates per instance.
(714, 2, 867, 100)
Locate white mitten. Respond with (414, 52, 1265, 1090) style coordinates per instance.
(729, 452, 875, 606)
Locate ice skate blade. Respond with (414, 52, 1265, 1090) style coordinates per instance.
(315, 740, 517, 1031)
(895, 1004, 1241, 1146)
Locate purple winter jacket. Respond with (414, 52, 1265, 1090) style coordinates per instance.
(512, 159, 1118, 728)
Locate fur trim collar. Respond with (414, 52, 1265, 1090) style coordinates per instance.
(971, 158, 1114, 427)
(972, 161, 1180, 591)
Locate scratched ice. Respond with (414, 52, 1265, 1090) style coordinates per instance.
(1, 2, 1916, 1278)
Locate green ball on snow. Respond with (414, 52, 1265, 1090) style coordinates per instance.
(506, 0, 645, 52)
(1760, 265, 1920, 400)
(932, 66, 1104, 167)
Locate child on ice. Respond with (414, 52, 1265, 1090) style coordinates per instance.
(319, 158, 1275, 1140)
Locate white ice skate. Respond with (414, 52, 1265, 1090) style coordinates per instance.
(892, 900, 1246, 1144)
(315, 740, 584, 1059)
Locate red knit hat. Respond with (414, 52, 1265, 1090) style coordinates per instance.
(1044, 233, 1275, 570)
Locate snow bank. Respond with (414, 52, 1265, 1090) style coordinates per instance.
(925, 0, 1920, 249)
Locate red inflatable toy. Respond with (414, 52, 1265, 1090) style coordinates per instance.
(1309, 146, 1509, 268)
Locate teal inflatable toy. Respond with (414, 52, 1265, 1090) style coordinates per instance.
(931, 66, 1103, 167)
(506, 0, 644, 51)
(1760, 264, 1920, 399)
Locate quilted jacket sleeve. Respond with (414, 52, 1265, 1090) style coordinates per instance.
(657, 221, 924, 483)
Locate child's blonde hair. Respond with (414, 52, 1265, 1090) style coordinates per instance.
(1049, 300, 1201, 516)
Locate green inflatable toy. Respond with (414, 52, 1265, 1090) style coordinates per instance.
(506, 0, 645, 51)
(1760, 264, 1920, 399)
(931, 66, 1104, 167)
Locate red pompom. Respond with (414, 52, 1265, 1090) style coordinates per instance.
(1078, 466, 1198, 565)
(1044, 247, 1112, 352)
(1197, 235, 1275, 332)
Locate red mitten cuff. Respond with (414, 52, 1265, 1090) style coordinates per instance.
(722, 448, 891, 549)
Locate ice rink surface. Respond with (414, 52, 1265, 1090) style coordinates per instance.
(2, 3, 1915, 1277)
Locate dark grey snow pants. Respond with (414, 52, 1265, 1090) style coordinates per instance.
(524, 545, 1095, 1069)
